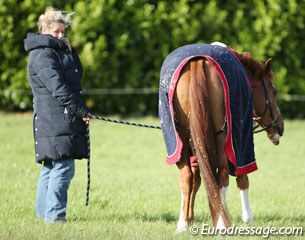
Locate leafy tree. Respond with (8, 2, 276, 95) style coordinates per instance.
(0, 0, 304, 117)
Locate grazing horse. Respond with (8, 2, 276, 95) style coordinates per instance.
(158, 43, 284, 232)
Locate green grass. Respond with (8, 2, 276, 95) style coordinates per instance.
(0, 112, 304, 239)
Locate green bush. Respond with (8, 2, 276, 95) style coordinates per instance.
(1, 0, 304, 117)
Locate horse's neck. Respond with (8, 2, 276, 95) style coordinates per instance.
(233, 50, 264, 85)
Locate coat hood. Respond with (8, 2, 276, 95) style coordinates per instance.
(24, 33, 68, 52)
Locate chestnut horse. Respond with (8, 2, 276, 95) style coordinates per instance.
(159, 43, 284, 232)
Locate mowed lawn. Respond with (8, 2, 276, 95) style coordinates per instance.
(0, 112, 304, 239)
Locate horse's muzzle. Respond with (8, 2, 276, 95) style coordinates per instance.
(275, 125, 284, 137)
(269, 123, 284, 145)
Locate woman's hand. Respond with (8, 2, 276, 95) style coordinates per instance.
(62, 38, 72, 51)
(82, 116, 90, 124)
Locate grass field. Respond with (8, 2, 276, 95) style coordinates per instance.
(0, 112, 304, 239)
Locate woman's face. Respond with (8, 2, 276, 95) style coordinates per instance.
(42, 22, 65, 39)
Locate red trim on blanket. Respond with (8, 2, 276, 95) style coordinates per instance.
(166, 56, 195, 165)
(203, 56, 237, 167)
(235, 162, 258, 176)
(190, 156, 198, 167)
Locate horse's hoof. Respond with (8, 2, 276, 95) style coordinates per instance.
(242, 215, 253, 225)
(175, 227, 188, 234)
(216, 216, 227, 230)
(175, 224, 188, 234)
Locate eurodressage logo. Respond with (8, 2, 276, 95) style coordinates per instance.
(190, 224, 304, 238)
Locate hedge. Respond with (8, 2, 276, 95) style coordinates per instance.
(1, 0, 304, 117)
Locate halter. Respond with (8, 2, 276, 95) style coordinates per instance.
(216, 78, 282, 135)
(253, 78, 282, 134)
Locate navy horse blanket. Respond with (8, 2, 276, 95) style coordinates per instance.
(158, 43, 257, 176)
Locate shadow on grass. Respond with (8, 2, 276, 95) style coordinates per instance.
(132, 211, 212, 224)
(128, 211, 177, 223)
(68, 211, 177, 223)
(256, 213, 305, 225)
(68, 203, 213, 224)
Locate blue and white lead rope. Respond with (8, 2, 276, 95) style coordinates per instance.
(84, 114, 161, 206)
(85, 121, 90, 206)
(87, 113, 161, 129)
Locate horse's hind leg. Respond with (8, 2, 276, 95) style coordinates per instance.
(215, 133, 230, 225)
(175, 140, 201, 233)
(176, 146, 201, 232)
(188, 156, 201, 226)
(175, 138, 192, 232)
(174, 65, 201, 232)
(236, 175, 253, 225)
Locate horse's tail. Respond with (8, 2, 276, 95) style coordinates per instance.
(188, 59, 230, 227)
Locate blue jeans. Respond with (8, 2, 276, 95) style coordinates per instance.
(36, 159, 75, 223)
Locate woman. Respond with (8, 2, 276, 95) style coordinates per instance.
(24, 7, 90, 223)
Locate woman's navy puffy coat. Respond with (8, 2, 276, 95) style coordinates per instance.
(24, 33, 89, 163)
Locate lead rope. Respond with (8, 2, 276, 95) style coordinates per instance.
(85, 121, 90, 206)
(84, 113, 160, 206)
(87, 113, 161, 129)
(84, 111, 264, 205)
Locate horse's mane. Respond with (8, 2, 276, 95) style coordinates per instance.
(231, 49, 272, 82)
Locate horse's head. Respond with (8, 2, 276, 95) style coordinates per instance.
(235, 52, 284, 145)
(251, 58, 284, 145)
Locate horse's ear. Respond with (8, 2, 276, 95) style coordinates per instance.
(265, 58, 272, 74)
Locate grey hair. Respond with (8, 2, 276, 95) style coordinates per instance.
(37, 6, 74, 32)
